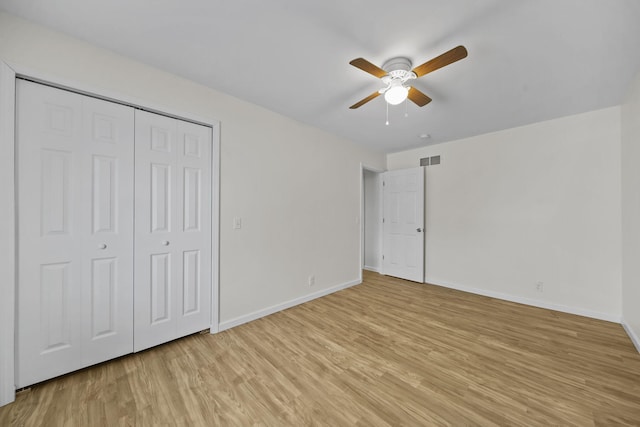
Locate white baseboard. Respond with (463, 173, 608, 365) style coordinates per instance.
(363, 265, 380, 273)
(427, 279, 621, 323)
(219, 278, 361, 332)
(622, 320, 640, 353)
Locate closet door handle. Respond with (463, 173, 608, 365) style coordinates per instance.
(98, 243, 107, 249)
(162, 241, 170, 246)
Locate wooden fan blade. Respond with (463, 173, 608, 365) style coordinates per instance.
(349, 58, 387, 78)
(349, 91, 381, 109)
(407, 87, 432, 107)
(412, 45, 468, 78)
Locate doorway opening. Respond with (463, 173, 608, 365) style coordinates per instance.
(361, 166, 383, 273)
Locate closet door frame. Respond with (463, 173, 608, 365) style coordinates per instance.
(0, 62, 221, 407)
(0, 62, 16, 407)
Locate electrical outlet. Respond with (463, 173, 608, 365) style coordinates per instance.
(308, 275, 315, 287)
(535, 281, 544, 292)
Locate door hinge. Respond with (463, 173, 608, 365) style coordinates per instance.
(383, 181, 386, 187)
(382, 255, 385, 260)
(382, 218, 385, 223)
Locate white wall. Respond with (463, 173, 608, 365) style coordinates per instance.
(363, 169, 382, 271)
(0, 12, 385, 325)
(387, 107, 622, 321)
(621, 71, 640, 351)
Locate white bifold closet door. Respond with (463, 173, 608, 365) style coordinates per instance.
(16, 80, 135, 388)
(16, 81, 213, 387)
(133, 110, 212, 352)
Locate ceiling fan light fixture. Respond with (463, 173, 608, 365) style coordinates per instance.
(349, 46, 467, 110)
(384, 85, 409, 105)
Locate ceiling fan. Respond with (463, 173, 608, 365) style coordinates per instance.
(349, 45, 468, 109)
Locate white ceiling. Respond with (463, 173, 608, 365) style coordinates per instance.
(2, 0, 640, 153)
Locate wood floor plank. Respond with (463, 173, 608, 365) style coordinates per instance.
(2, 270, 640, 426)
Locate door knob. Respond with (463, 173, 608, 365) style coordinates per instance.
(416, 228, 422, 232)
(98, 243, 107, 249)
(162, 241, 170, 246)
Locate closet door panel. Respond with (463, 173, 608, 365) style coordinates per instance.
(80, 96, 135, 367)
(134, 111, 179, 351)
(176, 120, 211, 336)
(134, 111, 211, 352)
(16, 81, 134, 387)
(17, 81, 84, 387)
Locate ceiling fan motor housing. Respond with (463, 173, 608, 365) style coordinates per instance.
(382, 57, 413, 72)
(381, 57, 416, 86)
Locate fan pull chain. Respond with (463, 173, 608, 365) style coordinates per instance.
(405, 98, 409, 117)
(385, 102, 389, 126)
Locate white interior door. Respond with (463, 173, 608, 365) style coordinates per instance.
(134, 110, 212, 352)
(382, 167, 425, 282)
(16, 80, 134, 387)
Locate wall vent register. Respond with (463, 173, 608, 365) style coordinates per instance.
(420, 155, 441, 166)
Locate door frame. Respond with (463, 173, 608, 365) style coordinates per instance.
(0, 62, 16, 407)
(0, 61, 221, 406)
(359, 163, 385, 281)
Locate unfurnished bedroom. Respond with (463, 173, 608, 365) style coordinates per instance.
(0, 1, 639, 425)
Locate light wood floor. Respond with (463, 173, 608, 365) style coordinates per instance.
(2, 271, 640, 426)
